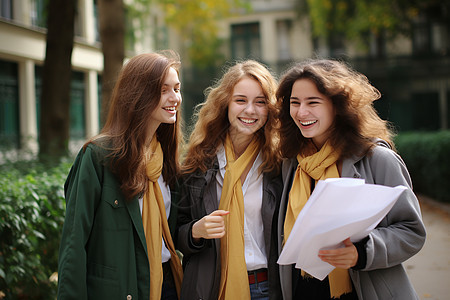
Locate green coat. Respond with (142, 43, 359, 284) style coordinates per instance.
(57, 142, 178, 300)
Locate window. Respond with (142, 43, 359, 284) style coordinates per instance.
(369, 32, 386, 58)
(35, 67, 86, 140)
(412, 18, 431, 56)
(70, 71, 86, 139)
(0, 0, 13, 20)
(31, 0, 46, 28)
(231, 23, 261, 60)
(277, 19, 291, 61)
(328, 33, 346, 58)
(94, 0, 100, 42)
(0, 60, 19, 149)
(412, 14, 450, 57)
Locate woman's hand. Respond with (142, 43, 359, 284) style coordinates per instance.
(192, 210, 229, 241)
(318, 238, 358, 269)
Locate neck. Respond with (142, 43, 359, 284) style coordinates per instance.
(230, 134, 253, 158)
(146, 126, 159, 147)
(312, 138, 326, 152)
(146, 120, 161, 147)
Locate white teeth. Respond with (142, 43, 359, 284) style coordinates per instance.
(164, 107, 176, 111)
(300, 120, 316, 126)
(240, 118, 257, 124)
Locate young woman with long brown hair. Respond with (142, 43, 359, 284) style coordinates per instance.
(57, 51, 183, 300)
(177, 60, 282, 300)
(276, 59, 426, 300)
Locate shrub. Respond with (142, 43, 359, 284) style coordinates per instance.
(0, 158, 71, 299)
(395, 130, 450, 203)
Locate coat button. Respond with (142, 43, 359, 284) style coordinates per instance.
(114, 199, 119, 206)
(127, 295, 132, 300)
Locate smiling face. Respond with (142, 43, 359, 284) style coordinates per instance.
(227, 76, 268, 146)
(148, 67, 182, 135)
(290, 78, 335, 149)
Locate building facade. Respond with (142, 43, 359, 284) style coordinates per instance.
(1, 0, 448, 155)
(234, 0, 449, 132)
(0, 0, 103, 154)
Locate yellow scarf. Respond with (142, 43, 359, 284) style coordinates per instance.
(283, 141, 352, 298)
(142, 137, 183, 299)
(217, 135, 259, 300)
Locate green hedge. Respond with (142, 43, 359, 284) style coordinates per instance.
(395, 130, 450, 203)
(0, 159, 71, 299)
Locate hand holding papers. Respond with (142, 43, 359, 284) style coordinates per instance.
(277, 178, 407, 280)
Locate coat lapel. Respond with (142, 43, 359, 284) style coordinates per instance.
(125, 197, 148, 253)
(261, 173, 277, 256)
(277, 158, 298, 300)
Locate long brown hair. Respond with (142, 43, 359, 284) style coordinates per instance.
(85, 50, 182, 199)
(277, 59, 395, 159)
(182, 60, 280, 173)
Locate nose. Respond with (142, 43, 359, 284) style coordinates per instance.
(296, 104, 308, 118)
(168, 89, 182, 104)
(244, 102, 256, 114)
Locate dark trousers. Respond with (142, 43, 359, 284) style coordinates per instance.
(161, 261, 178, 300)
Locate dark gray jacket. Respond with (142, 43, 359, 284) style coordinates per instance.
(277, 141, 426, 300)
(177, 159, 283, 300)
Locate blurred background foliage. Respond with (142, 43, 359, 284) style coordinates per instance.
(299, 0, 448, 50)
(161, 0, 249, 68)
(0, 159, 71, 299)
(395, 130, 450, 204)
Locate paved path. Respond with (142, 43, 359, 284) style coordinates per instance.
(404, 195, 450, 300)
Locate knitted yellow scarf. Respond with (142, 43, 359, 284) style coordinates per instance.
(217, 135, 259, 300)
(142, 137, 183, 299)
(283, 141, 352, 298)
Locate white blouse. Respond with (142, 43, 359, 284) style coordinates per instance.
(216, 145, 267, 271)
(139, 175, 172, 263)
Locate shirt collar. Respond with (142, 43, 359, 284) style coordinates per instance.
(217, 143, 263, 180)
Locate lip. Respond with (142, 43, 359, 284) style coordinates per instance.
(299, 120, 317, 127)
(163, 106, 177, 114)
(238, 117, 258, 125)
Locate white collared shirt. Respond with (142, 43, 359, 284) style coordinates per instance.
(139, 175, 171, 263)
(216, 145, 267, 271)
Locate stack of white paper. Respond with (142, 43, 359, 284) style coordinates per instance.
(277, 177, 407, 280)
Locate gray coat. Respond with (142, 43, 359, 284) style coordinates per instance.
(177, 159, 283, 300)
(277, 142, 426, 300)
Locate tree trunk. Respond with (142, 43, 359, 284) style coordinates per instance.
(38, 0, 76, 162)
(98, 0, 125, 125)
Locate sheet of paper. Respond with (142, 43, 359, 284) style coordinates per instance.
(277, 178, 407, 280)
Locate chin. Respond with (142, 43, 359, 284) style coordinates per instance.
(165, 117, 177, 124)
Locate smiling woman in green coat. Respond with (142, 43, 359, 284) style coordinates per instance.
(57, 51, 183, 300)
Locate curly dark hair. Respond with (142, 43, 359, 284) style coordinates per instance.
(277, 59, 395, 159)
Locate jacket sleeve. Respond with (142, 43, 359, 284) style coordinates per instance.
(57, 146, 103, 299)
(176, 175, 208, 257)
(362, 146, 426, 271)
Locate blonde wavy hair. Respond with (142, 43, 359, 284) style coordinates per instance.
(277, 59, 395, 158)
(183, 60, 280, 173)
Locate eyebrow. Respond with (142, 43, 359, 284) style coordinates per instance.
(162, 82, 180, 87)
(232, 94, 265, 98)
(290, 96, 323, 100)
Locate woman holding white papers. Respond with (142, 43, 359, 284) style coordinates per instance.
(276, 59, 426, 300)
(177, 60, 283, 300)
